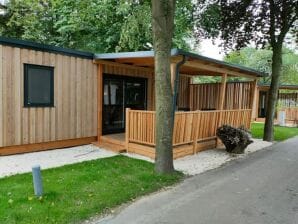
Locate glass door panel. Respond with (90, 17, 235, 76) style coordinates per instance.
(103, 75, 147, 135)
(125, 80, 146, 110)
(103, 79, 124, 134)
(258, 91, 267, 118)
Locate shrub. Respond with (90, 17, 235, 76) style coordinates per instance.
(216, 125, 253, 154)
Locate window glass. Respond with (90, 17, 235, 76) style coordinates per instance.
(24, 64, 54, 107)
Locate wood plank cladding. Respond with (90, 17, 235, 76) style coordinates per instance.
(0, 45, 98, 148)
(278, 92, 298, 108)
(177, 75, 191, 110)
(190, 82, 255, 111)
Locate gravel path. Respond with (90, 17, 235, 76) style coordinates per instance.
(0, 145, 116, 178)
(0, 139, 272, 178)
(124, 138, 273, 176)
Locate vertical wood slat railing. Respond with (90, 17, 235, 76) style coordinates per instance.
(281, 107, 298, 123)
(126, 109, 252, 152)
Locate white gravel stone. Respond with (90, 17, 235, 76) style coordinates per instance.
(0, 138, 272, 178)
(0, 145, 116, 178)
(124, 138, 273, 176)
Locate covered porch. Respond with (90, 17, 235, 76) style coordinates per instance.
(93, 49, 264, 159)
(254, 84, 298, 126)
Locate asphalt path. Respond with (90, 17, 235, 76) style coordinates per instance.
(97, 137, 298, 224)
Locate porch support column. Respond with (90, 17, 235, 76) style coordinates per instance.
(250, 79, 259, 123)
(217, 73, 227, 147)
(97, 64, 103, 143)
(219, 73, 228, 110)
(170, 63, 177, 94)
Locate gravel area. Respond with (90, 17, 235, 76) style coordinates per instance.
(0, 145, 116, 178)
(124, 138, 273, 176)
(0, 138, 272, 178)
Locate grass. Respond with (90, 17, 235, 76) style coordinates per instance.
(0, 155, 183, 224)
(251, 122, 298, 141)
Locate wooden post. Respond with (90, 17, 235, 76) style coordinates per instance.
(192, 111, 201, 154)
(250, 79, 258, 127)
(97, 64, 103, 143)
(218, 74, 227, 110)
(170, 63, 177, 94)
(125, 108, 130, 152)
(217, 73, 227, 147)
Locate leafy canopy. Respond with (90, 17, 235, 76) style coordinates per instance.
(224, 47, 298, 85)
(195, 0, 298, 51)
(0, 0, 194, 52)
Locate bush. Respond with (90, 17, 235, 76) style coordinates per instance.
(216, 125, 253, 154)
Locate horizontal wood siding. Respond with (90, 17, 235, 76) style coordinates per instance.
(0, 45, 97, 148)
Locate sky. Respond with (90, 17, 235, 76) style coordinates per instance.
(199, 39, 224, 60)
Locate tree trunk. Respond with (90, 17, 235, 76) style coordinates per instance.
(263, 44, 283, 142)
(152, 0, 176, 174)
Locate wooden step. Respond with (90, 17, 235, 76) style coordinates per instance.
(93, 141, 126, 153)
(100, 136, 125, 147)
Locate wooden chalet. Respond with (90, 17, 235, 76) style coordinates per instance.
(253, 84, 298, 126)
(0, 37, 266, 158)
(93, 49, 265, 159)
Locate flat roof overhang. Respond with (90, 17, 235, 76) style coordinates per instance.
(259, 84, 298, 91)
(94, 49, 267, 79)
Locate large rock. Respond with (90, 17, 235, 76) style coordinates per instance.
(216, 125, 253, 154)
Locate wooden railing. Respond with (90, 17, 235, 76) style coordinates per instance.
(126, 109, 252, 150)
(282, 108, 298, 122)
(126, 110, 156, 146)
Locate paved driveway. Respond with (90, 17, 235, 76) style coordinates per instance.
(97, 137, 298, 224)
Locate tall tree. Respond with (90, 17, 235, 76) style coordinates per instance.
(0, 0, 193, 53)
(196, 0, 298, 141)
(152, 0, 176, 174)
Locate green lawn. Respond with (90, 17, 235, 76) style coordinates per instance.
(0, 156, 183, 224)
(251, 122, 298, 141)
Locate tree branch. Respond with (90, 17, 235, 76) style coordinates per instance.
(268, 0, 276, 47)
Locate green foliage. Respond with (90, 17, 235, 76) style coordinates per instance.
(251, 123, 298, 141)
(195, 0, 297, 50)
(192, 76, 220, 84)
(0, 156, 183, 224)
(224, 47, 298, 85)
(0, 0, 194, 52)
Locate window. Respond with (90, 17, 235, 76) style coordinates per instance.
(24, 64, 54, 107)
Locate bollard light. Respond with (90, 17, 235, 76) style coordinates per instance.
(32, 165, 43, 197)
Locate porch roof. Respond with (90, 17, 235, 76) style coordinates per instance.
(259, 84, 298, 91)
(94, 48, 267, 79)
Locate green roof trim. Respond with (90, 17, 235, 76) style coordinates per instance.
(0, 36, 94, 59)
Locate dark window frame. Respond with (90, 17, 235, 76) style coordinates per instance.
(24, 63, 54, 108)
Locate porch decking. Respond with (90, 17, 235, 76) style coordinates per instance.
(94, 133, 126, 153)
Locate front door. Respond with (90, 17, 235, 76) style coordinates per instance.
(258, 91, 268, 118)
(103, 74, 147, 134)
